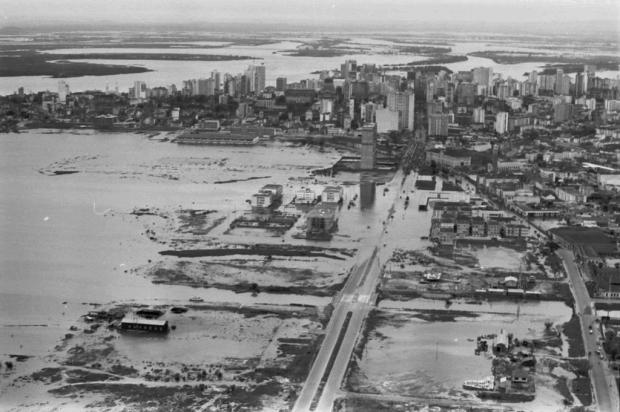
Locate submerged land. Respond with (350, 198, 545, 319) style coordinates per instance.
(1, 26, 620, 412)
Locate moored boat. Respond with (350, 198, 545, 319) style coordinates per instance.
(463, 376, 494, 391)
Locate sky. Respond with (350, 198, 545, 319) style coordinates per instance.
(1, 0, 618, 30)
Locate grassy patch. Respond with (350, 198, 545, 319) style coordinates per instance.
(571, 377, 592, 406)
(65, 369, 120, 384)
(563, 314, 585, 357)
(409, 309, 480, 322)
(31, 367, 64, 384)
(555, 376, 573, 405)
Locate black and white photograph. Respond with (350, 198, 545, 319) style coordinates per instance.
(0, 1, 619, 411)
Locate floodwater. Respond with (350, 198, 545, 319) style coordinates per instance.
(358, 299, 572, 407)
(0, 131, 340, 356)
(1, 37, 617, 95)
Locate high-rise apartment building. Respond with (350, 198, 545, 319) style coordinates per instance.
(276, 77, 287, 91)
(428, 113, 450, 137)
(375, 108, 399, 133)
(359, 125, 377, 170)
(495, 112, 509, 134)
(211, 71, 221, 93)
(387, 90, 415, 131)
(57, 80, 70, 103)
(245, 64, 266, 93)
(472, 107, 485, 124)
(472, 67, 493, 89)
(133, 81, 147, 99)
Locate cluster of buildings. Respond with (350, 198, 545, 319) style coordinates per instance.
(246, 182, 344, 239)
(428, 197, 529, 245)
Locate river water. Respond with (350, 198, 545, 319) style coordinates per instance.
(1, 37, 617, 95)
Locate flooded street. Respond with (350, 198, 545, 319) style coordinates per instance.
(350, 299, 573, 410)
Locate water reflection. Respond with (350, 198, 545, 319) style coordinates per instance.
(360, 172, 376, 210)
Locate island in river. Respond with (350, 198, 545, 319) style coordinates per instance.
(468, 51, 620, 72)
(0, 51, 259, 78)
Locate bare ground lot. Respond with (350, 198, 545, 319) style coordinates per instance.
(141, 255, 351, 296)
(381, 246, 565, 301)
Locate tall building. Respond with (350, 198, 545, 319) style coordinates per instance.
(495, 112, 509, 135)
(57, 80, 70, 103)
(496, 83, 510, 100)
(472, 67, 493, 89)
(554, 69, 564, 94)
(428, 113, 450, 137)
(133, 81, 147, 99)
(197, 78, 215, 96)
(358, 125, 377, 170)
(341, 60, 357, 80)
(375, 108, 399, 133)
(456, 82, 476, 105)
(575, 72, 586, 97)
(583, 65, 596, 94)
(387, 90, 415, 131)
(360, 102, 377, 123)
(472, 107, 485, 124)
(276, 77, 287, 91)
(538, 75, 555, 91)
(211, 71, 221, 93)
(604, 99, 620, 112)
(320, 98, 333, 117)
(246, 64, 266, 93)
(520, 81, 537, 97)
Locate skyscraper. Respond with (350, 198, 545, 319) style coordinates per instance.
(255, 65, 266, 92)
(133, 81, 147, 99)
(276, 77, 287, 91)
(428, 113, 450, 137)
(245, 64, 266, 93)
(387, 90, 415, 131)
(375, 108, 399, 133)
(57, 80, 70, 103)
(472, 107, 485, 124)
(472, 67, 493, 89)
(554, 69, 564, 95)
(211, 71, 221, 93)
(359, 125, 377, 170)
(341, 60, 357, 80)
(495, 112, 509, 135)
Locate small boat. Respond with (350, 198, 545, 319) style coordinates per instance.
(189, 297, 204, 303)
(170, 306, 188, 314)
(463, 376, 494, 391)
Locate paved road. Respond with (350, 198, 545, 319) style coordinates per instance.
(558, 248, 620, 412)
(292, 169, 411, 412)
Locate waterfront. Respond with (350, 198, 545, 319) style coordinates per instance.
(1, 18, 619, 411)
(0, 131, 340, 357)
(1, 35, 617, 95)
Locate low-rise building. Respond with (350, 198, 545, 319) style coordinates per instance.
(322, 186, 343, 203)
(426, 149, 472, 169)
(295, 187, 317, 204)
(120, 315, 169, 333)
